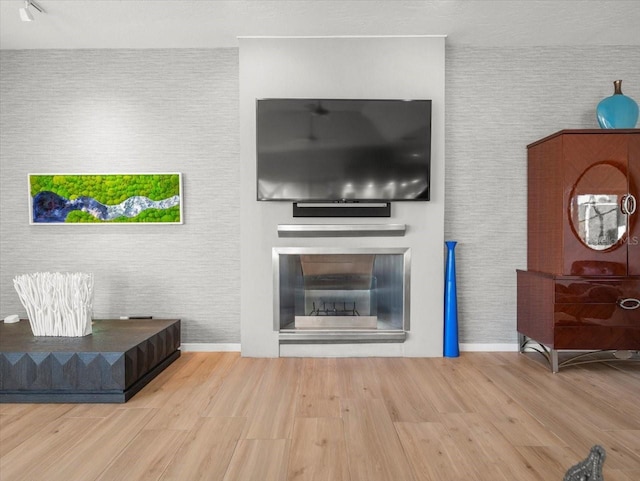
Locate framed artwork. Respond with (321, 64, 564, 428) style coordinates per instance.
(28, 173, 183, 224)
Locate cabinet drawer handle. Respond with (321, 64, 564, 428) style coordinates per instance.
(621, 194, 637, 215)
(618, 298, 640, 310)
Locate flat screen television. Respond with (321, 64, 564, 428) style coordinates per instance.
(256, 98, 431, 202)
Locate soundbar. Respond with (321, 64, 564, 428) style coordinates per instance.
(293, 202, 391, 218)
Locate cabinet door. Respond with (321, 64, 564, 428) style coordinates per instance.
(629, 133, 640, 275)
(563, 134, 630, 276)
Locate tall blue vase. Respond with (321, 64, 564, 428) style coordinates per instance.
(596, 80, 639, 129)
(444, 241, 459, 357)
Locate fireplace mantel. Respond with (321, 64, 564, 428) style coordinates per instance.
(277, 224, 406, 237)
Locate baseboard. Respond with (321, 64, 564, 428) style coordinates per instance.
(460, 343, 519, 352)
(180, 343, 519, 354)
(180, 343, 241, 352)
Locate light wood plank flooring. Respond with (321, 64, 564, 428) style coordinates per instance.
(1, 352, 638, 481)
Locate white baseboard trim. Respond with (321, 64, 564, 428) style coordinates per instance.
(180, 343, 519, 354)
(460, 343, 519, 352)
(180, 343, 241, 352)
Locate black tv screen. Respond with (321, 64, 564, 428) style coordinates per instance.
(256, 99, 431, 201)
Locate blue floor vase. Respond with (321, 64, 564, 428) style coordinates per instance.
(444, 241, 459, 357)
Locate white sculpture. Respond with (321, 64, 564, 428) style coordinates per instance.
(13, 272, 94, 337)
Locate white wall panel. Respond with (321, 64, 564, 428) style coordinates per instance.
(239, 37, 446, 356)
(2, 44, 638, 349)
(0, 49, 240, 343)
(445, 45, 640, 343)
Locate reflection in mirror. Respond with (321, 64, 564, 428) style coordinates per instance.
(573, 194, 626, 250)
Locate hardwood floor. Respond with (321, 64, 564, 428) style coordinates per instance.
(1, 352, 639, 481)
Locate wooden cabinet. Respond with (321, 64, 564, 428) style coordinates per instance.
(517, 129, 640, 371)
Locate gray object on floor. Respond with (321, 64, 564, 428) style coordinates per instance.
(563, 445, 606, 481)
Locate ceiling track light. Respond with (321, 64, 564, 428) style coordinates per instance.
(19, 0, 44, 22)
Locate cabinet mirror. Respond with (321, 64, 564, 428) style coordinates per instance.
(570, 162, 628, 251)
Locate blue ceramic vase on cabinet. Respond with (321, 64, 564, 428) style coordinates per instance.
(596, 80, 639, 129)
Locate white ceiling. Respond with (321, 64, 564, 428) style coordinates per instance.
(1, 0, 639, 50)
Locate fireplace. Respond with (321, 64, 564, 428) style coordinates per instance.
(273, 248, 410, 343)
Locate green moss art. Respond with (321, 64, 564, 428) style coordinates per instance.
(29, 173, 183, 224)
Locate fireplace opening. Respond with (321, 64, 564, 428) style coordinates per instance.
(273, 248, 410, 342)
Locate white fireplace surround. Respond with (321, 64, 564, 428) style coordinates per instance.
(239, 36, 445, 357)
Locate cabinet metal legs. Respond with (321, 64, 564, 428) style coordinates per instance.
(550, 348, 559, 373)
(519, 334, 559, 373)
(518, 332, 639, 373)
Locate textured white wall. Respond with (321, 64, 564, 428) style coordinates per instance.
(445, 45, 640, 344)
(1, 45, 638, 348)
(0, 49, 240, 343)
(239, 37, 446, 357)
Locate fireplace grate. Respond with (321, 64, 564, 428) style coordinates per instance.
(309, 301, 360, 316)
